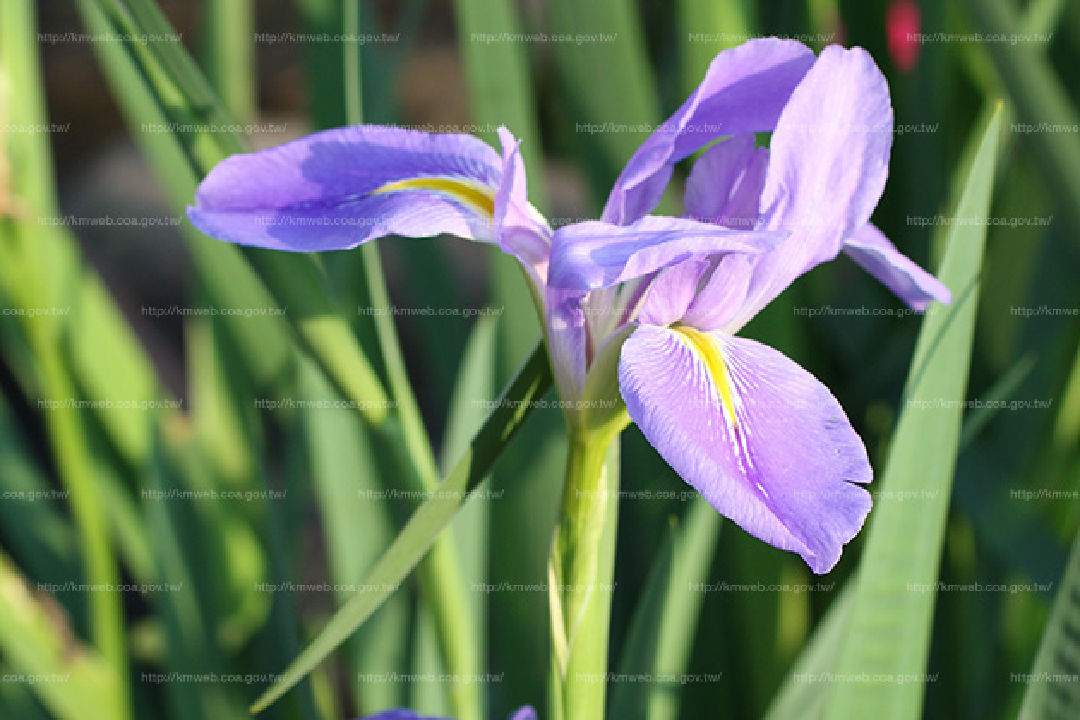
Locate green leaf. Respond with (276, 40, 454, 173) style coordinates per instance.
(74, 0, 390, 424)
(545, 0, 659, 195)
(958, 353, 1038, 449)
(764, 587, 854, 720)
(0, 397, 79, 590)
(442, 315, 501, 692)
(300, 358, 409, 715)
(1, 2, 129, 709)
(71, 0, 291, 394)
(0, 669, 52, 720)
(677, 0, 754, 96)
(0, 552, 124, 720)
(453, 0, 552, 377)
(410, 603, 453, 716)
(452, 0, 547, 210)
(610, 497, 722, 720)
(186, 315, 259, 489)
(251, 342, 552, 714)
(821, 105, 1005, 720)
(143, 430, 247, 720)
(202, 0, 256, 122)
(339, 6, 484, 716)
(964, 0, 1080, 236)
(610, 520, 677, 720)
(66, 274, 159, 465)
(1017, 528, 1080, 719)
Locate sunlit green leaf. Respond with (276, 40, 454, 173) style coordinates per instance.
(821, 105, 1004, 720)
(251, 342, 552, 714)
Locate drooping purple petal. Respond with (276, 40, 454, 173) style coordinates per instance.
(188, 125, 502, 252)
(717, 45, 896, 330)
(602, 39, 815, 225)
(843, 222, 951, 310)
(495, 127, 552, 282)
(548, 215, 781, 292)
(684, 134, 769, 230)
(619, 325, 872, 573)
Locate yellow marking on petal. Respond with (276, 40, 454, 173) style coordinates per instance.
(371, 176, 495, 219)
(673, 324, 740, 432)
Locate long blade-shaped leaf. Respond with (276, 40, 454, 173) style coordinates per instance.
(610, 497, 721, 720)
(964, 0, 1080, 236)
(1018, 529, 1080, 719)
(202, 0, 255, 122)
(300, 359, 409, 715)
(251, 342, 552, 713)
(0, 552, 123, 720)
(1, 2, 129, 712)
(677, 0, 754, 97)
(764, 587, 854, 720)
(441, 315, 500, 704)
(545, 0, 658, 193)
(821, 105, 1004, 720)
(75, 0, 390, 424)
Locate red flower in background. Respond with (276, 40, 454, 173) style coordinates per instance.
(887, 0, 921, 73)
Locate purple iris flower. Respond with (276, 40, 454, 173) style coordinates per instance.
(188, 39, 949, 573)
(355, 707, 536, 720)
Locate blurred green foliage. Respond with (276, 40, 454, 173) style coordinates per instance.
(0, 1, 1077, 719)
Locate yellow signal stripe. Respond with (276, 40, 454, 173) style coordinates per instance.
(371, 176, 496, 219)
(673, 324, 740, 433)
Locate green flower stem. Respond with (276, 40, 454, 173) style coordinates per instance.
(548, 430, 622, 720)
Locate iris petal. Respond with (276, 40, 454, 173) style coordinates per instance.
(602, 38, 815, 225)
(843, 222, 951, 310)
(681, 254, 754, 332)
(548, 215, 780, 292)
(715, 45, 897, 331)
(618, 324, 872, 573)
(187, 125, 503, 252)
(495, 127, 552, 282)
(637, 259, 710, 327)
(683, 134, 768, 230)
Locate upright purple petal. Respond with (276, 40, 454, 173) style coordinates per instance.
(495, 127, 552, 281)
(684, 134, 768, 230)
(508, 707, 538, 720)
(619, 325, 872, 573)
(759, 45, 893, 256)
(602, 39, 815, 225)
(637, 259, 710, 327)
(547, 215, 780, 292)
(843, 223, 951, 310)
(188, 125, 502, 252)
(681, 254, 754, 332)
(720, 45, 896, 330)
